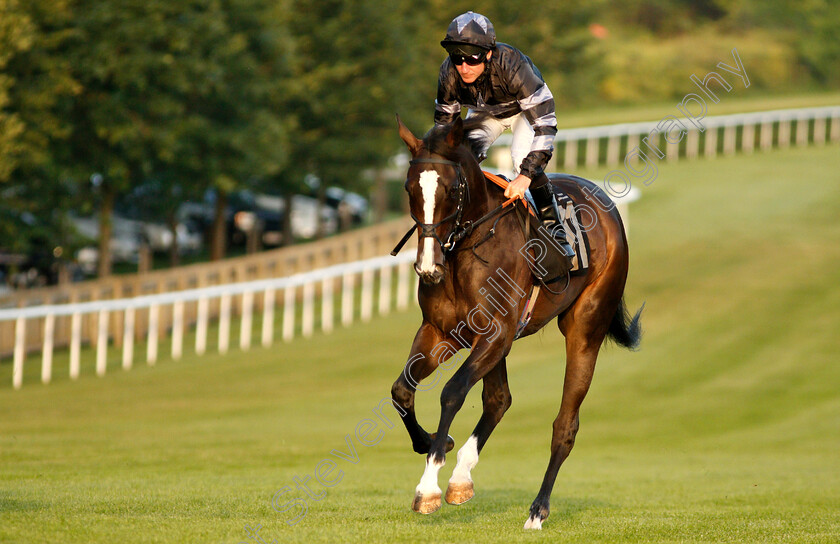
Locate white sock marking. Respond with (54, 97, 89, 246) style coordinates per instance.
(449, 435, 479, 485)
(416, 454, 444, 496)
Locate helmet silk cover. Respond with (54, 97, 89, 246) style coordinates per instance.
(441, 11, 496, 53)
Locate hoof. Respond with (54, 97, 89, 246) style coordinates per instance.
(445, 480, 474, 505)
(523, 514, 543, 530)
(412, 491, 441, 514)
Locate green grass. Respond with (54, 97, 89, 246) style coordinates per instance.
(2, 144, 840, 543)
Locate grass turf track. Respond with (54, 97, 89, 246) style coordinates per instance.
(1, 144, 839, 543)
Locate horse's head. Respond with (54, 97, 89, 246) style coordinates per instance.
(397, 116, 471, 285)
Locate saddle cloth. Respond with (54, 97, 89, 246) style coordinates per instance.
(523, 187, 591, 277)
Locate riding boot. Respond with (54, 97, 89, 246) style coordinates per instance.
(530, 179, 575, 260)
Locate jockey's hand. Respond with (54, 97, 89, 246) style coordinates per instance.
(504, 174, 531, 200)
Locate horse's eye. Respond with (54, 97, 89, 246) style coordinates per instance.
(448, 185, 459, 198)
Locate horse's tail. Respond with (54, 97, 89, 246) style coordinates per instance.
(607, 298, 644, 350)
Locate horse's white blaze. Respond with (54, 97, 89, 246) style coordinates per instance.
(417, 170, 439, 274)
(449, 435, 479, 485)
(415, 454, 444, 496)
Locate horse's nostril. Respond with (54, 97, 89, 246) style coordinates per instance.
(416, 268, 444, 285)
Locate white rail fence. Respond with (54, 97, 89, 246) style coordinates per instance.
(492, 105, 840, 172)
(2, 253, 417, 390)
(5, 105, 837, 390)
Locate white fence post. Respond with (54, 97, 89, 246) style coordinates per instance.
(685, 129, 699, 159)
(302, 281, 315, 338)
(42, 313, 55, 384)
(262, 287, 275, 347)
(342, 272, 354, 327)
(172, 300, 185, 360)
(626, 133, 640, 158)
(564, 139, 577, 170)
(321, 277, 334, 334)
(606, 135, 620, 166)
(813, 116, 825, 146)
(760, 118, 773, 150)
(147, 305, 159, 365)
(70, 312, 81, 380)
(13, 316, 25, 389)
(585, 137, 599, 168)
(742, 123, 755, 154)
(778, 118, 791, 148)
(196, 297, 209, 355)
(283, 286, 295, 342)
(666, 133, 679, 161)
(240, 291, 253, 351)
(219, 294, 231, 354)
(123, 307, 135, 370)
(796, 115, 809, 146)
(96, 309, 108, 377)
(704, 126, 718, 157)
(723, 123, 736, 155)
(361, 267, 374, 322)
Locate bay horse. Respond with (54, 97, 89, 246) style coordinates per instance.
(390, 115, 643, 529)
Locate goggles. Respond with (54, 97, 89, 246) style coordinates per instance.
(450, 52, 485, 66)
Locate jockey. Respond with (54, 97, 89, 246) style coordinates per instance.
(435, 11, 575, 259)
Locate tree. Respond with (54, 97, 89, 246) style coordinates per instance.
(270, 0, 432, 241)
(1, 0, 81, 267)
(16, 0, 292, 270)
(0, 0, 30, 183)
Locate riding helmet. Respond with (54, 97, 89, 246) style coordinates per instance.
(440, 11, 496, 55)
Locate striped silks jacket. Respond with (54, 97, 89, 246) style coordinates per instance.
(434, 43, 558, 179)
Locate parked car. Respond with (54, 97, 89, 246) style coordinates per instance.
(179, 190, 339, 248)
(114, 197, 203, 255)
(70, 214, 145, 273)
(70, 212, 202, 276)
(253, 193, 339, 242)
(324, 187, 369, 226)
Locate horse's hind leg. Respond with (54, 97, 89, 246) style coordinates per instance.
(524, 306, 613, 530)
(446, 357, 512, 505)
(391, 322, 455, 455)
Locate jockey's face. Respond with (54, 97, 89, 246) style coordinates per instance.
(454, 50, 491, 84)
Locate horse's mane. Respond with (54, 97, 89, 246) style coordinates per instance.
(461, 114, 491, 136)
(423, 115, 491, 163)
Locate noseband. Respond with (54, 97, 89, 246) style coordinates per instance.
(408, 157, 469, 252)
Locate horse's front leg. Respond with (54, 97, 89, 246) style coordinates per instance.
(446, 357, 511, 505)
(391, 322, 455, 455)
(412, 340, 508, 514)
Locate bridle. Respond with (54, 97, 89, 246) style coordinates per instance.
(390, 155, 516, 258)
(407, 157, 469, 253)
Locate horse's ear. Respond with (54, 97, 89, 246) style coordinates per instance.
(396, 114, 422, 156)
(445, 116, 464, 148)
